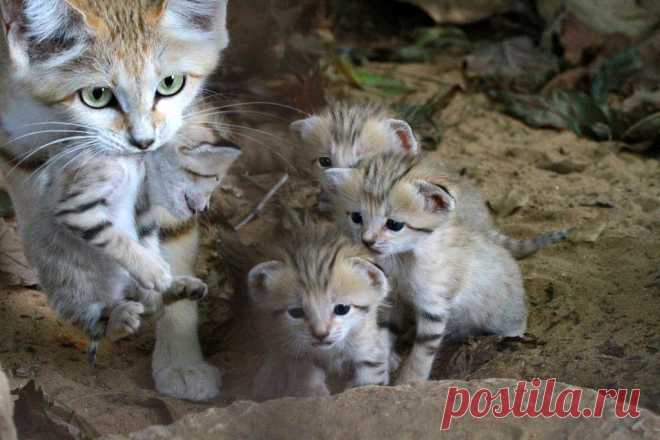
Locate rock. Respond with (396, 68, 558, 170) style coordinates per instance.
(101, 379, 660, 439)
(400, 0, 515, 25)
(0, 366, 17, 440)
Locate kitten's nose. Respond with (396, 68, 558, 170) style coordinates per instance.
(362, 238, 376, 248)
(312, 329, 329, 341)
(129, 135, 155, 150)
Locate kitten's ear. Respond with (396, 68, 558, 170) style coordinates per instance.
(247, 260, 286, 303)
(349, 257, 389, 296)
(189, 143, 242, 160)
(163, 0, 229, 46)
(290, 116, 322, 142)
(321, 168, 360, 200)
(386, 119, 418, 154)
(416, 181, 455, 213)
(181, 142, 241, 175)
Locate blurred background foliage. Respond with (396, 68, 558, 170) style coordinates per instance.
(210, 0, 660, 156)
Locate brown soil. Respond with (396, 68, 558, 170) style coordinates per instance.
(0, 59, 659, 438)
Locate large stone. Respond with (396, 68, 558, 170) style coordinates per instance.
(103, 379, 659, 439)
(0, 366, 17, 440)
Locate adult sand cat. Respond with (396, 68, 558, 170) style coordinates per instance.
(0, 0, 230, 401)
(293, 101, 570, 259)
(323, 153, 527, 383)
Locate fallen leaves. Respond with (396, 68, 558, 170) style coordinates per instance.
(0, 219, 38, 289)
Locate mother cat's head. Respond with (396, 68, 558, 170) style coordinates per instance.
(0, 0, 229, 153)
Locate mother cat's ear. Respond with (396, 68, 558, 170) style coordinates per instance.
(247, 261, 286, 303)
(290, 116, 322, 142)
(1, 0, 84, 71)
(163, 0, 229, 46)
(385, 119, 418, 155)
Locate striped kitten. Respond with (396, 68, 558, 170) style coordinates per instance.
(322, 153, 527, 384)
(247, 218, 394, 401)
(21, 126, 240, 355)
(294, 102, 570, 259)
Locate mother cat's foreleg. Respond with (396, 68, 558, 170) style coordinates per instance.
(152, 223, 220, 401)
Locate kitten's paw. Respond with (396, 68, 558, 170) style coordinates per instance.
(163, 276, 208, 305)
(136, 255, 172, 292)
(154, 362, 221, 401)
(106, 301, 145, 341)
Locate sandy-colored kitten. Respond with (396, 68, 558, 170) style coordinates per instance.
(323, 153, 527, 384)
(244, 217, 393, 401)
(19, 123, 239, 353)
(293, 102, 570, 259)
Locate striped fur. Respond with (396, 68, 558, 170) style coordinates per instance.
(0, 0, 230, 402)
(0, 0, 229, 162)
(291, 101, 418, 211)
(322, 153, 528, 384)
(246, 217, 395, 400)
(1, 114, 240, 353)
(487, 228, 573, 259)
(303, 104, 569, 258)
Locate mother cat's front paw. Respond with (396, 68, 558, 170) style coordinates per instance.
(153, 362, 221, 402)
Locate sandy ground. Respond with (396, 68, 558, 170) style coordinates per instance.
(0, 59, 658, 437)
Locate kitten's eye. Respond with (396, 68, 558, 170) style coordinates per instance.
(386, 219, 405, 232)
(157, 74, 186, 97)
(79, 86, 114, 109)
(350, 212, 363, 224)
(333, 304, 351, 316)
(288, 307, 305, 319)
(318, 156, 332, 168)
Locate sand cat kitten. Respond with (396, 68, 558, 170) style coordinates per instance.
(293, 102, 570, 259)
(0, 0, 230, 401)
(23, 133, 240, 353)
(323, 153, 527, 384)
(244, 217, 393, 401)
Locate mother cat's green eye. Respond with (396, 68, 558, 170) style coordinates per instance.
(157, 74, 186, 97)
(79, 86, 114, 109)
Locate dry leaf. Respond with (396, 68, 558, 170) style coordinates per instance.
(567, 220, 607, 243)
(489, 188, 529, 218)
(466, 36, 559, 92)
(536, 155, 589, 175)
(0, 219, 39, 288)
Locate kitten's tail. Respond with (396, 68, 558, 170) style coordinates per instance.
(487, 227, 573, 259)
